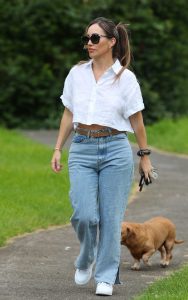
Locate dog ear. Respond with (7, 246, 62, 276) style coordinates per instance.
(121, 226, 133, 244)
(126, 226, 135, 239)
(126, 226, 131, 238)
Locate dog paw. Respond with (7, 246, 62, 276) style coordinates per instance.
(131, 265, 140, 271)
(160, 261, 169, 268)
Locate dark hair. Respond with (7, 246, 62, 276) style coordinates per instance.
(86, 17, 131, 78)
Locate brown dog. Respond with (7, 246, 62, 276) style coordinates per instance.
(121, 216, 184, 270)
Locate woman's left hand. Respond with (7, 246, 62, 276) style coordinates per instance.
(139, 156, 153, 180)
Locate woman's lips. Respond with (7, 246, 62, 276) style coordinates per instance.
(88, 48, 95, 52)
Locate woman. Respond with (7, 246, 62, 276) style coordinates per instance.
(51, 17, 152, 296)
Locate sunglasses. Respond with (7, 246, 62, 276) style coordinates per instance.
(81, 33, 108, 45)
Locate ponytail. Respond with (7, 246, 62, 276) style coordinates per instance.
(113, 23, 131, 79)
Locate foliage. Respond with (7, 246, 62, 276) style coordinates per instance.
(0, 0, 187, 128)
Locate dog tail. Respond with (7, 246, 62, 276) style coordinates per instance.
(175, 239, 184, 244)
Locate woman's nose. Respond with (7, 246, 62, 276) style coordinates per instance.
(88, 39, 92, 45)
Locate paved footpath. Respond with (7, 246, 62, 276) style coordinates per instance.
(0, 130, 188, 300)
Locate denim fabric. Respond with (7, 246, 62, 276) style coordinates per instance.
(68, 133, 134, 285)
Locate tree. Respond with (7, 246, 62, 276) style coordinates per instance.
(0, 0, 187, 128)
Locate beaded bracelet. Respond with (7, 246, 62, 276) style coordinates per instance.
(137, 149, 151, 157)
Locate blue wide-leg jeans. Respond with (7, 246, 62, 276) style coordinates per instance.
(68, 133, 133, 285)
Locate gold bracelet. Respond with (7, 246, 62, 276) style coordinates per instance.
(54, 148, 62, 152)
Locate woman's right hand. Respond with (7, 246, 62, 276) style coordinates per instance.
(51, 149, 63, 173)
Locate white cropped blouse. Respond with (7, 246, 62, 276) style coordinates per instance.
(60, 59, 144, 133)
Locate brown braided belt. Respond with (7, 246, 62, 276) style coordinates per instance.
(75, 127, 127, 138)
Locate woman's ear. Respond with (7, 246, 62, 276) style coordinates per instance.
(109, 37, 116, 48)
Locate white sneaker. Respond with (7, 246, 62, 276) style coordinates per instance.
(75, 261, 95, 285)
(96, 282, 113, 296)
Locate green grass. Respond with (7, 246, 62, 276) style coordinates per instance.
(0, 128, 72, 246)
(129, 117, 188, 154)
(134, 265, 188, 300)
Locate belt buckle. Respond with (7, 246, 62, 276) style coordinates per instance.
(97, 129, 105, 137)
(94, 129, 100, 138)
(89, 129, 101, 138)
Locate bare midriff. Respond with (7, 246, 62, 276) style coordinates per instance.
(77, 123, 108, 130)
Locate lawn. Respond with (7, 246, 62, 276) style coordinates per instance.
(134, 265, 188, 300)
(0, 128, 72, 246)
(129, 117, 188, 155)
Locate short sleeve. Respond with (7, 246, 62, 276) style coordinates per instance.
(60, 70, 73, 113)
(123, 73, 145, 119)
